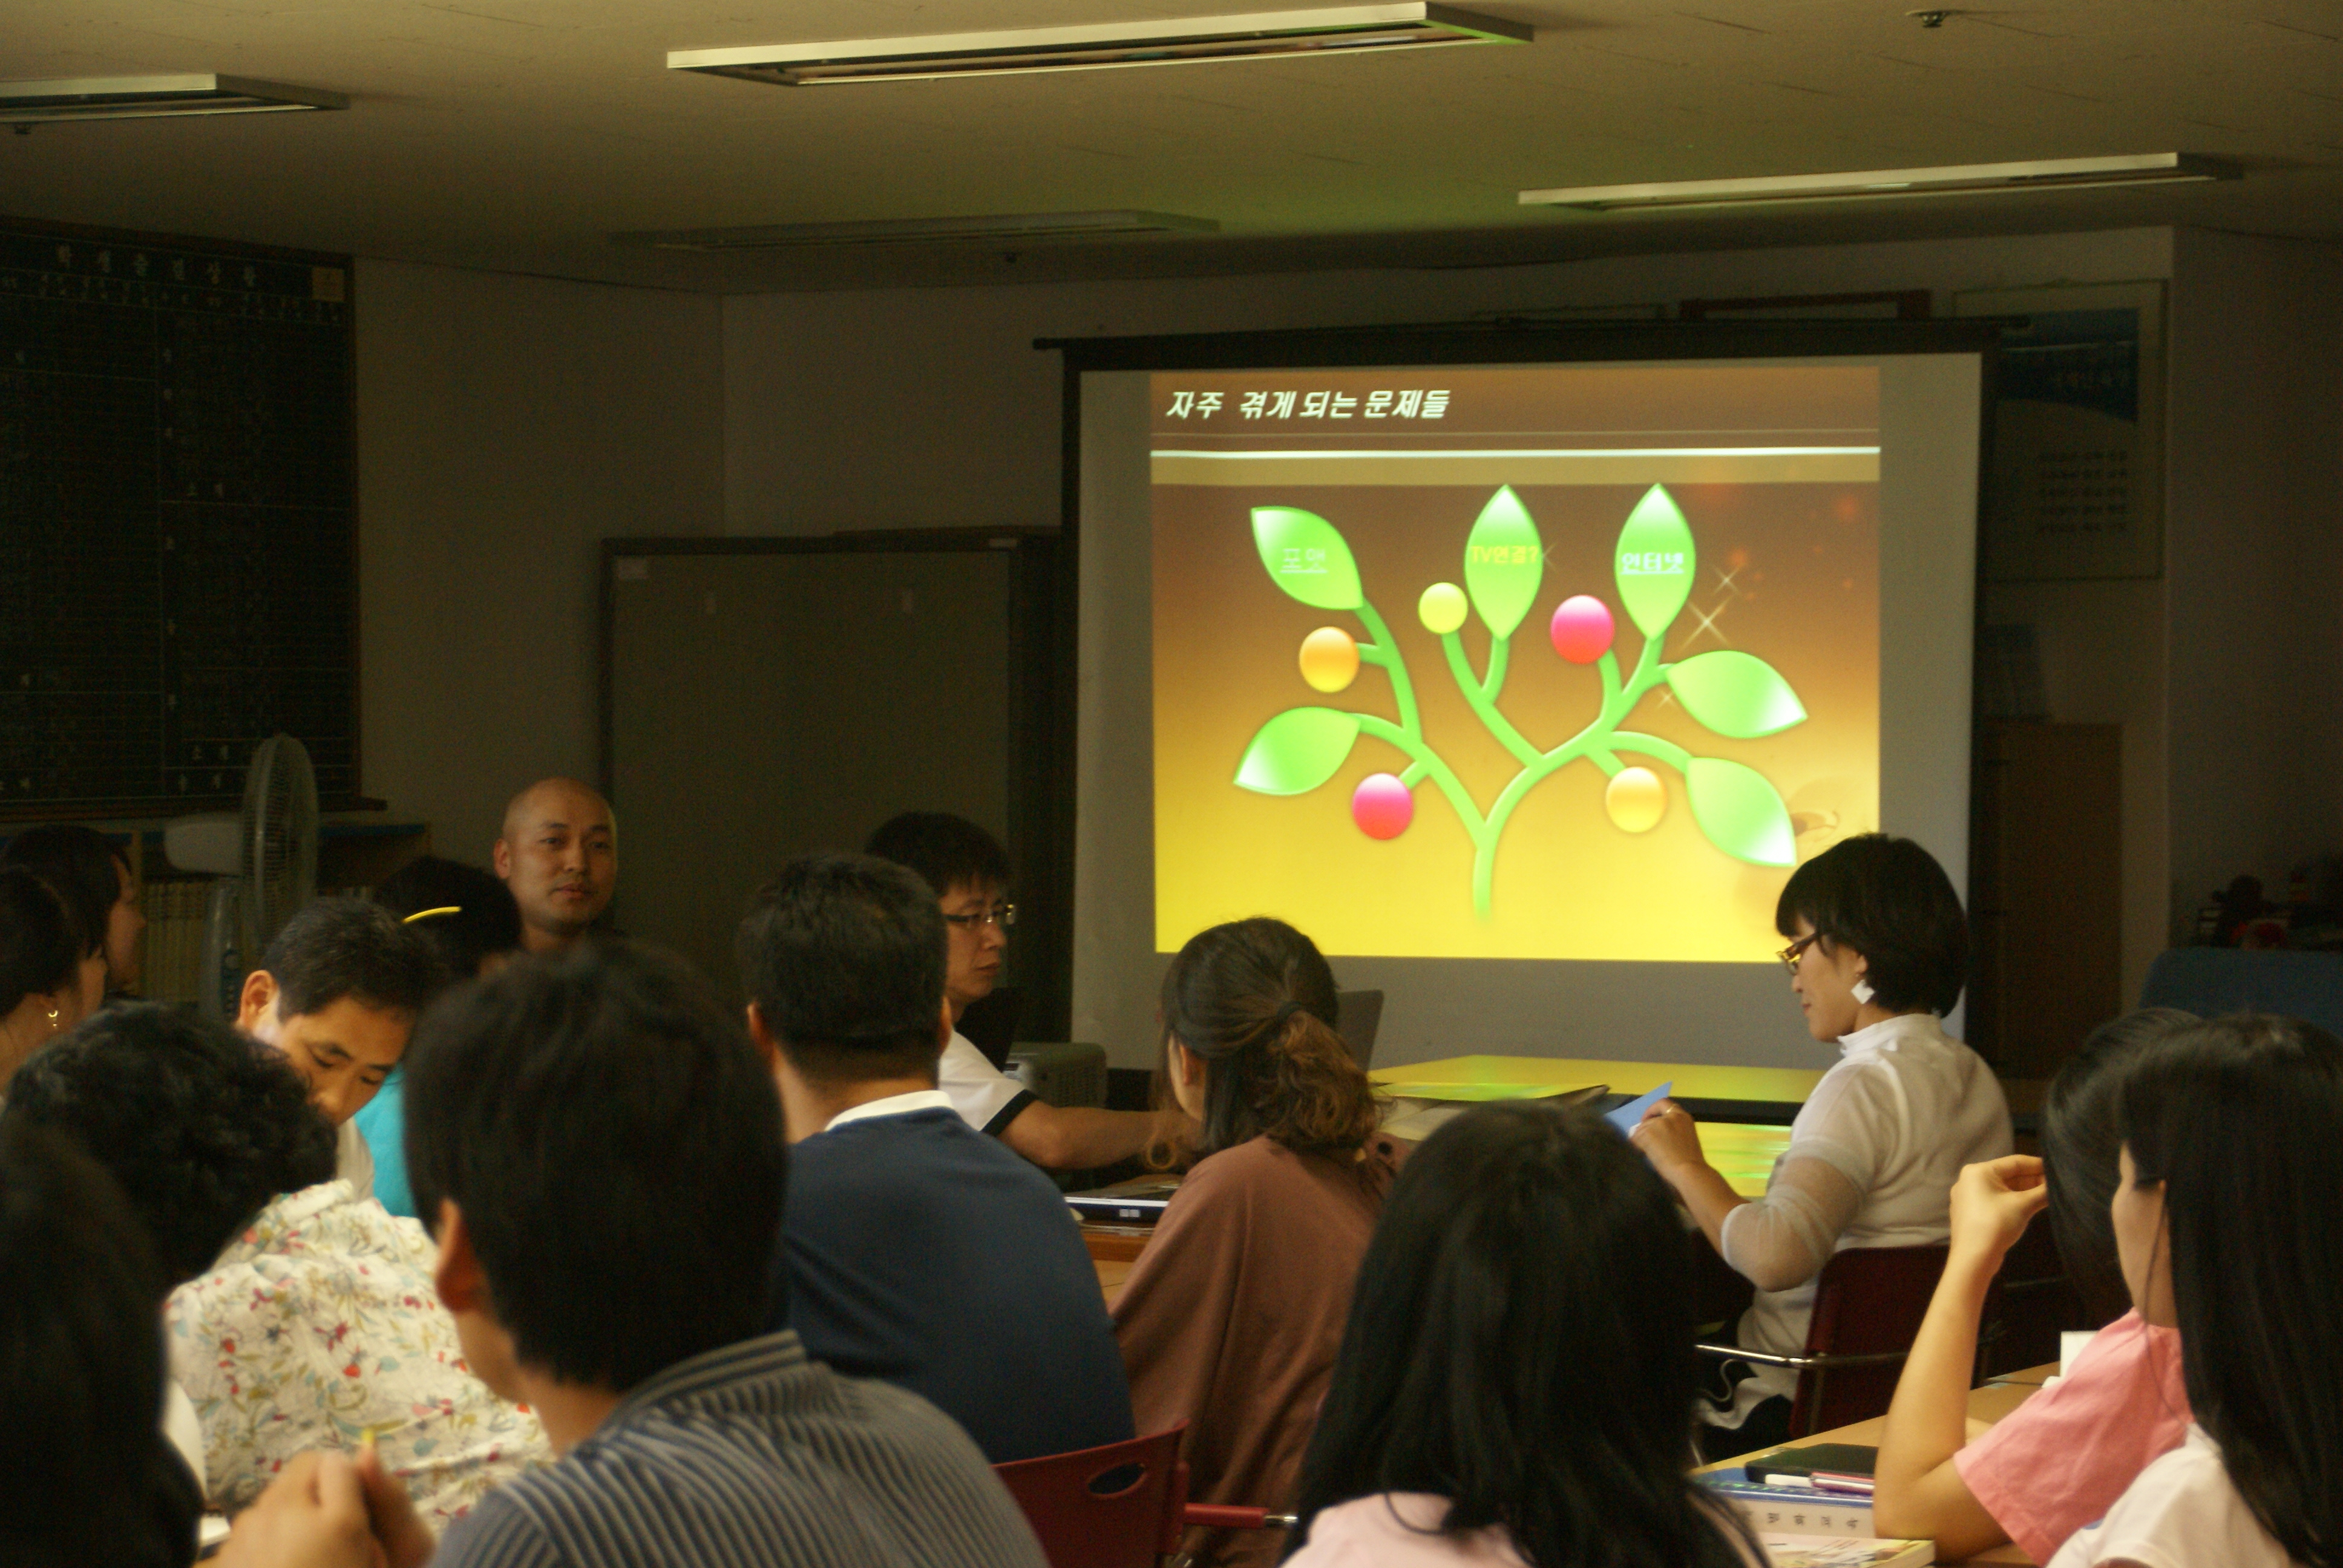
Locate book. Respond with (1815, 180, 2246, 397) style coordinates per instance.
(1701, 1477, 1878, 1539)
(1760, 1534, 1932, 1567)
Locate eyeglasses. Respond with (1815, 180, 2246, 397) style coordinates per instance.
(943, 903, 1017, 930)
(1777, 932, 1821, 975)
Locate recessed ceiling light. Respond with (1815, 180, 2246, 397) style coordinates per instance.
(668, 5, 1530, 87)
(611, 211, 1222, 250)
(0, 74, 347, 125)
(1519, 154, 2237, 212)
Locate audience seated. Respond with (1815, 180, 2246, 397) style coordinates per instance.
(2, 822, 144, 996)
(865, 811, 1188, 1169)
(231, 940, 1048, 1568)
(1286, 1101, 1758, 1568)
(1875, 1007, 2199, 1558)
(492, 777, 616, 956)
(235, 896, 445, 1201)
(2045, 1014, 2342, 1568)
(1113, 916, 1390, 1568)
(0, 863, 102, 1091)
(1630, 832, 2013, 1459)
(741, 853, 1135, 1463)
(0, 1120, 200, 1568)
(356, 857, 525, 1218)
(0, 1002, 546, 1528)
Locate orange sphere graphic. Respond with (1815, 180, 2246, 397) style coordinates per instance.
(1605, 766, 1666, 833)
(1298, 627, 1360, 693)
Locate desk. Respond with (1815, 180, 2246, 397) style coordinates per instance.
(1373, 1056, 1826, 1125)
(1702, 1363, 2058, 1566)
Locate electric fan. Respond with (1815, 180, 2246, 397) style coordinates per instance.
(163, 733, 320, 1018)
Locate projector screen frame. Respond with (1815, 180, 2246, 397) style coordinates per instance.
(1040, 319, 2004, 1068)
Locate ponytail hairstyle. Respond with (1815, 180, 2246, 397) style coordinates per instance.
(2039, 1006, 2199, 1325)
(2117, 1014, 2343, 1567)
(1160, 917, 1378, 1160)
(0, 866, 85, 1021)
(1289, 1102, 1757, 1568)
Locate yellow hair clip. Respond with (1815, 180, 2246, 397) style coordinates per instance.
(401, 906, 461, 924)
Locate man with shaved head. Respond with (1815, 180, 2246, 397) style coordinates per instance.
(494, 778, 617, 956)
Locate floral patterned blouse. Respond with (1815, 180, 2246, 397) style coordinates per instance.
(166, 1180, 549, 1531)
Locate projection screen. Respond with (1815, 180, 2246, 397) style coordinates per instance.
(1063, 328, 1988, 1072)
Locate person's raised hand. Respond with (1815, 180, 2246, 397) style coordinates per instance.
(1947, 1154, 2048, 1265)
(1628, 1099, 1707, 1177)
(214, 1452, 385, 1568)
(353, 1441, 437, 1568)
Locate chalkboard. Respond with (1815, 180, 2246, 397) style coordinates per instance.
(0, 218, 357, 815)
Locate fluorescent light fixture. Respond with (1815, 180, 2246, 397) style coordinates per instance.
(668, 5, 1530, 87)
(0, 74, 347, 124)
(612, 211, 1222, 250)
(1519, 154, 2237, 212)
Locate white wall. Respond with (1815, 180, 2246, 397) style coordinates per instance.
(357, 259, 724, 864)
(723, 227, 2180, 1011)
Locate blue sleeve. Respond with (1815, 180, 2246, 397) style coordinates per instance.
(433, 1489, 564, 1568)
(351, 1069, 415, 1218)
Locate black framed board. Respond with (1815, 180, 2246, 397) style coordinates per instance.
(0, 217, 359, 817)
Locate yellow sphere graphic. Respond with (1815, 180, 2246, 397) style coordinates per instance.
(1605, 766, 1666, 833)
(1418, 582, 1469, 636)
(1298, 626, 1360, 693)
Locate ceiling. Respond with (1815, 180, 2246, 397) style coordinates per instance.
(4, 0, 2338, 292)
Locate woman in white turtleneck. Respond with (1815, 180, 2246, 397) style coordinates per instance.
(1631, 833, 2012, 1461)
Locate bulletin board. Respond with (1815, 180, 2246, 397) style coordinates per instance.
(0, 217, 358, 814)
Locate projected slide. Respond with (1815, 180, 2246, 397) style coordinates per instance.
(1152, 365, 1881, 963)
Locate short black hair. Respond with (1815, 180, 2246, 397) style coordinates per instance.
(404, 943, 785, 1393)
(260, 895, 447, 1020)
(736, 854, 948, 1085)
(0, 1122, 200, 1563)
(0, 864, 86, 1018)
(2, 1003, 338, 1285)
(374, 857, 523, 984)
(1, 823, 122, 962)
(863, 812, 1011, 900)
(1775, 833, 1968, 1016)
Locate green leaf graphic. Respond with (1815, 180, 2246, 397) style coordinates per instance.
(1234, 708, 1362, 795)
(1668, 651, 1808, 739)
(1614, 485, 1696, 640)
(1252, 507, 1363, 612)
(1684, 758, 1797, 866)
(1462, 485, 1543, 639)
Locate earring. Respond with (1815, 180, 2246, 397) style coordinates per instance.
(44, 1004, 60, 1031)
(1852, 979, 1875, 1005)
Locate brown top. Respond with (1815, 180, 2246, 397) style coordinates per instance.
(1112, 1135, 1392, 1568)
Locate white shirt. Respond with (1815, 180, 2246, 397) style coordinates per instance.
(936, 1030, 1034, 1135)
(824, 1088, 955, 1133)
(335, 1116, 375, 1203)
(2046, 1424, 2303, 1568)
(1717, 1012, 2011, 1420)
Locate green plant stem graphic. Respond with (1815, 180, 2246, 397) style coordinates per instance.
(1237, 486, 1804, 917)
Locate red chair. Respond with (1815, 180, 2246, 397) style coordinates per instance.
(994, 1425, 1189, 1568)
(1697, 1243, 1959, 1436)
(995, 1425, 1298, 1568)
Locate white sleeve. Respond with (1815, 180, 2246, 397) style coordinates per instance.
(336, 1119, 375, 1203)
(937, 1031, 1035, 1136)
(1719, 1154, 1866, 1293)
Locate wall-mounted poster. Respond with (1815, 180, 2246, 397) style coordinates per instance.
(1953, 280, 2166, 581)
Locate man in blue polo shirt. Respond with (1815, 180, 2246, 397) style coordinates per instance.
(738, 853, 1135, 1465)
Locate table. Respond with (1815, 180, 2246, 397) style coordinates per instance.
(1372, 1055, 1826, 1125)
(1703, 1363, 2059, 1565)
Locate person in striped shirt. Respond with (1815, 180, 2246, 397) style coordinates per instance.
(215, 941, 1047, 1568)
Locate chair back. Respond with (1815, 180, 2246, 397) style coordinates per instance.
(1789, 1243, 1949, 1435)
(1333, 989, 1384, 1068)
(994, 1424, 1188, 1568)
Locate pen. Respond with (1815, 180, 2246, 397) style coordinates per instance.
(1809, 1472, 1875, 1497)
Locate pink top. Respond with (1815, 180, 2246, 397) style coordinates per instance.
(1284, 1495, 1525, 1568)
(1954, 1310, 2192, 1562)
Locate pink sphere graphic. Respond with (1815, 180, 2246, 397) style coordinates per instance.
(1351, 773, 1415, 840)
(1549, 595, 1615, 664)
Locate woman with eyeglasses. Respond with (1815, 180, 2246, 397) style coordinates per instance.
(1628, 832, 2011, 1460)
